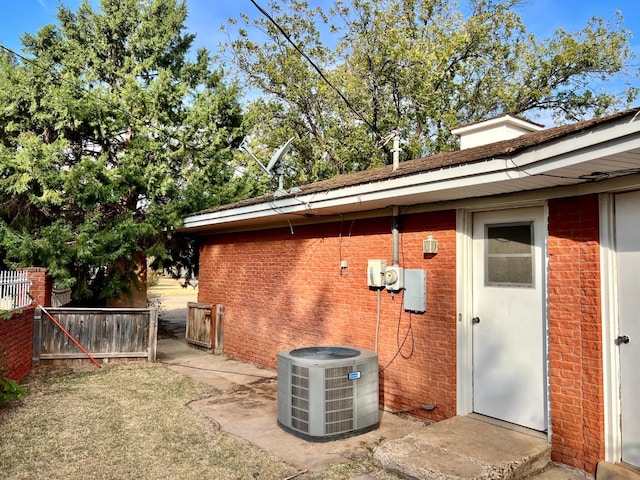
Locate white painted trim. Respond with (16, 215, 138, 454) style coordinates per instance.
(183, 116, 640, 232)
(451, 114, 544, 136)
(456, 209, 473, 415)
(599, 193, 622, 463)
(183, 173, 640, 237)
(543, 202, 551, 442)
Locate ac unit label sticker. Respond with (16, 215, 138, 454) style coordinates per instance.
(348, 371, 361, 380)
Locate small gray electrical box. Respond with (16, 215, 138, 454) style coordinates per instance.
(404, 269, 426, 313)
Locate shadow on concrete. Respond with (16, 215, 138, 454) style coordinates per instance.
(151, 292, 591, 480)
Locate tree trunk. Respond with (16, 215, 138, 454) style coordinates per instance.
(106, 252, 148, 308)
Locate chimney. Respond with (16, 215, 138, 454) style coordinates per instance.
(451, 114, 544, 149)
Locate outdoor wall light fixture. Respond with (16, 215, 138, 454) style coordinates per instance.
(423, 234, 439, 254)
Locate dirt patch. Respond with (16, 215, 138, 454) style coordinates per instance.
(203, 378, 278, 406)
(157, 322, 178, 339)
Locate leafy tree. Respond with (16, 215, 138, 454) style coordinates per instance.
(0, 0, 245, 305)
(223, 0, 639, 184)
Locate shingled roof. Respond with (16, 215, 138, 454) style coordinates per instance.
(192, 107, 640, 217)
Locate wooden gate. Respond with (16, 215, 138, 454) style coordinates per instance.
(186, 302, 223, 353)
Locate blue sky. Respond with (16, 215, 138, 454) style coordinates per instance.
(1, 0, 639, 119)
(2, 0, 638, 53)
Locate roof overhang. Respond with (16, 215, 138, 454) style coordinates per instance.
(182, 111, 640, 234)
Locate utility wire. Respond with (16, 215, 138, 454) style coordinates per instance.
(1, 0, 387, 188)
(248, 0, 384, 141)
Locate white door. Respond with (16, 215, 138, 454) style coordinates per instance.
(472, 207, 547, 431)
(615, 191, 640, 468)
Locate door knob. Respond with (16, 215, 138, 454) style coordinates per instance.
(615, 335, 630, 345)
(472, 317, 480, 325)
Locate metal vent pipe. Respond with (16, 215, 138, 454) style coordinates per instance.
(392, 206, 400, 266)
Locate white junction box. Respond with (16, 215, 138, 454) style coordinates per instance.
(367, 260, 387, 287)
(384, 265, 404, 291)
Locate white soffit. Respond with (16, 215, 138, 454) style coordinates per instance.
(183, 115, 640, 232)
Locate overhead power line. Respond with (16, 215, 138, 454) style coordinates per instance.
(248, 0, 384, 141)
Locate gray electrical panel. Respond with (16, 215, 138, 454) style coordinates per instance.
(404, 269, 426, 313)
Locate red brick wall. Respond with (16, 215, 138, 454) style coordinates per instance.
(199, 210, 458, 420)
(0, 268, 51, 381)
(547, 194, 603, 475)
(0, 306, 35, 381)
(21, 267, 52, 306)
(200, 196, 607, 474)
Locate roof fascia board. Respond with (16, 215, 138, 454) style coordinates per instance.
(182, 158, 511, 229)
(182, 114, 640, 231)
(183, 161, 532, 230)
(506, 119, 640, 171)
(182, 199, 300, 229)
(506, 138, 640, 182)
(407, 173, 640, 215)
(194, 172, 640, 236)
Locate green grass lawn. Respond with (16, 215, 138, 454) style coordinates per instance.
(0, 364, 400, 480)
(0, 364, 297, 480)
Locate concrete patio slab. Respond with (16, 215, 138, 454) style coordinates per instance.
(157, 336, 427, 472)
(374, 415, 550, 479)
(150, 286, 591, 480)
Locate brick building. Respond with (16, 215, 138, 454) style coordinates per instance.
(182, 109, 640, 476)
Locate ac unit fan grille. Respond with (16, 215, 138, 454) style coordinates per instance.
(291, 364, 310, 433)
(324, 366, 354, 434)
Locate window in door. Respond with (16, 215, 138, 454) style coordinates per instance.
(485, 222, 534, 287)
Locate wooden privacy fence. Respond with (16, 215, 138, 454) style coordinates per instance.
(51, 287, 72, 307)
(33, 307, 158, 363)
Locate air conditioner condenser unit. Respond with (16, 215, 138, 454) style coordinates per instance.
(277, 345, 379, 442)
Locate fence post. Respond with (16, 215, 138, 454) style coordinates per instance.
(148, 309, 158, 362)
(214, 305, 224, 355)
(32, 308, 42, 366)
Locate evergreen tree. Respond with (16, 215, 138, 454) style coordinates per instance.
(0, 0, 245, 305)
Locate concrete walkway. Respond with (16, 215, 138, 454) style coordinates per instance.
(157, 336, 429, 474)
(152, 291, 591, 479)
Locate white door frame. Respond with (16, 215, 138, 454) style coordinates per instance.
(456, 209, 474, 416)
(456, 204, 550, 437)
(599, 193, 623, 463)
